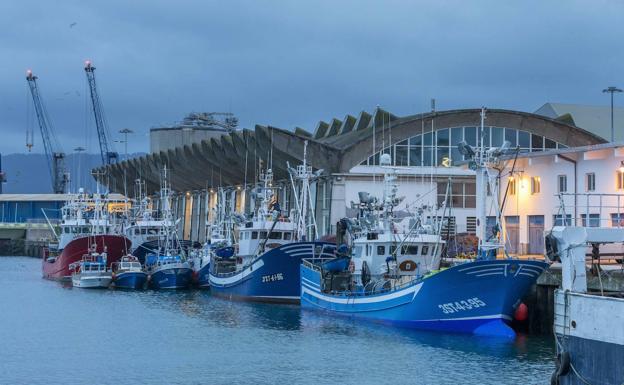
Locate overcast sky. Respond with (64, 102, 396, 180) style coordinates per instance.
(1, 0, 622, 155)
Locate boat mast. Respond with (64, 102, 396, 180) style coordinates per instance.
(472, 107, 507, 259)
(288, 140, 320, 241)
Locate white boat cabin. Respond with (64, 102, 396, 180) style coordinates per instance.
(236, 219, 295, 258)
(351, 232, 443, 279)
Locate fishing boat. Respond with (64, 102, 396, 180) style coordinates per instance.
(70, 249, 113, 289)
(300, 108, 549, 338)
(42, 188, 130, 281)
(123, 179, 198, 264)
(112, 255, 147, 289)
(210, 143, 329, 303)
(144, 167, 193, 290)
(146, 253, 193, 290)
(191, 188, 237, 288)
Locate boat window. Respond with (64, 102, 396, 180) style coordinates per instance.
(390, 246, 396, 255)
(377, 245, 386, 255)
(71, 227, 79, 233)
(148, 228, 158, 235)
(141, 229, 147, 235)
(82, 227, 90, 233)
(402, 245, 419, 255)
(135, 229, 140, 235)
(284, 232, 292, 240)
(260, 231, 267, 239)
(64, 227, 70, 234)
(354, 246, 363, 258)
(421, 246, 429, 255)
(251, 231, 258, 239)
(269, 232, 282, 239)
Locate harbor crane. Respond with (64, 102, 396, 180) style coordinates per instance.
(84, 61, 118, 165)
(25, 70, 68, 194)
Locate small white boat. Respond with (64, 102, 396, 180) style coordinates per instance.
(70, 252, 113, 289)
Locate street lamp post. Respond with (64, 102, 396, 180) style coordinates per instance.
(73, 146, 86, 191)
(118, 128, 134, 161)
(603, 86, 622, 142)
(117, 129, 133, 199)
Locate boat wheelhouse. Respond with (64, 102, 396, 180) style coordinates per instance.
(70, 251, 113, 289)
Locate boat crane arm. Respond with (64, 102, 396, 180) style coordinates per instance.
(41, 208, 60, 241)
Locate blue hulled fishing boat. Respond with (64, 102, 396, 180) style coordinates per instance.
(143, 167, 193, 290)
(112, 255, 147, 289)
(191, 188, 237, 289)
(146, 253, 192, 290)
(300, 108, 548, 338)
(210, 143, 329, 303)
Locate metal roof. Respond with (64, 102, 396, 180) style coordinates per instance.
(96, 108, 606, 196)
(535, 102, 624, 141)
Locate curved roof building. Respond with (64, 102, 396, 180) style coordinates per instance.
(95, 107, 606, 243)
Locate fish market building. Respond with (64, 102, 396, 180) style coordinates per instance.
(95, 107, 605, 246)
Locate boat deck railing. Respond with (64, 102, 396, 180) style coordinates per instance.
(301, 257, 336, 272)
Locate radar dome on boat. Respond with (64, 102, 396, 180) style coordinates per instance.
(380, 153, 392, 166)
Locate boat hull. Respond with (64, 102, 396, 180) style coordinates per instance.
(553, 290, 624, 385)
(72, 275, 113, 289)
(148, 267, 193, 290)
(113, 271, 147, 290)
(42, 235, 131, 281)
(195, 263, 211, 289)
(301, 259, 548, 338)
(210, 242, 334, 303)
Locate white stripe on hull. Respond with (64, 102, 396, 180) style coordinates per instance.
(301, 282, 423, 305)
(210, 259, 265, 285)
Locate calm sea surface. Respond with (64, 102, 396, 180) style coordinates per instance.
(1, 256, 554, 385)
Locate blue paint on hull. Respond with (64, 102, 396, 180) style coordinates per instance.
(301, 259, 548, 338)
(210, 242, 335, 303)
(556, 334, 624, 385)
(196, 263, 210, 289)
(149, 267, 193, 290)
(113, 271, 147, 290)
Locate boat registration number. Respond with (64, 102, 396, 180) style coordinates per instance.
(438, 297, 486, 314)
(262, 273, 284, 283)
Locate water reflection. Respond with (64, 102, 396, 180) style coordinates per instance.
(3, 257, 555, 385)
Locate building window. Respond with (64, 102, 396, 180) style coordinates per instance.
(508, 178, 516, 195)
(558, 175, 567, 193)
(531, 176, 541, 194)
(581, 214, 600, 227)
(618, 171, 624, 190)
(466, 217, 477, 234)
(553, 214, 572, 226)
(611, 213, 624, 227)
(586, 173, 595, 192)
(361, 127, 563, 167)
(437, 182, 475, 208)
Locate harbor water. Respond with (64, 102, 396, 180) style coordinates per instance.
(2, 257, 554, 385)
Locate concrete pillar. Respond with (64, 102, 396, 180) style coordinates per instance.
(197, 191, 207, 243)
(183, 193, 193, 241)
(191, 192, 200, 242)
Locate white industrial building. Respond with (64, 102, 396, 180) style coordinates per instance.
(500, 142, 624, 255)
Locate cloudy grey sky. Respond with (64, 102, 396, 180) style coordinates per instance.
(1, 0, 623, 155)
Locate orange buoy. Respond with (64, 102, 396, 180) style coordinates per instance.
(514, 302, 528, 322)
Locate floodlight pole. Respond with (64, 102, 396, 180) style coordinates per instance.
(603, 86, 622, 142)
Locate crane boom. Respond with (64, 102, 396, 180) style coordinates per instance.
(84, 61, 118, 165)
(25, 70, 68, 194)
